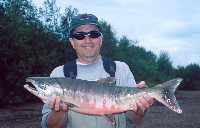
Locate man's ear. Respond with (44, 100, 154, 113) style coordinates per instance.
(69, 38, 75, 49)
(100, 34, 103, 46)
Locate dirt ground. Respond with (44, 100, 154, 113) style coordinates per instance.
(0, 91, 200, 128)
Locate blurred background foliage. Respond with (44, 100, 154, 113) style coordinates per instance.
(0, 0, 200, 107)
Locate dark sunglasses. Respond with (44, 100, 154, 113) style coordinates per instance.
(71, 31, 102, 40)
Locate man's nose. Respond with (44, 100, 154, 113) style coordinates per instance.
(85, 34, 92, 42)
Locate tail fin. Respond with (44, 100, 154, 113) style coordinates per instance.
(153, 78, 183, 113)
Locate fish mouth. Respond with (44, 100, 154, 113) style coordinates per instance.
(24, 82, 38, 93)
(24, 78, 52, 104)
(26, 78, 39, 91)
(24, 81, 40, 96)
(24, 78, 45, 98)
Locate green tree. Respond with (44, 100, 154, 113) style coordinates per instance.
(115, 36, 158, 86)
(100, 21, 117, 59)
(56, 6, 79, 64)
(127, 45, 158, 86)
(157, 51, 174, 82)
(176, 64, 200, 90)
(116, 36, 131, 61)
(0, 0, 68, 106)
(0, 0, 44, 105)
(60, 5, 78, 40)
(39, 0, 61, 34)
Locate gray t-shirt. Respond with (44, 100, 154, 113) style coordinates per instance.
(41, 58, 136, 128)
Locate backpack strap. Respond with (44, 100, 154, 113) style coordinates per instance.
(63, 57, 116, 78)
(102, 57, 116, 77)
(63, 60, 77, 79)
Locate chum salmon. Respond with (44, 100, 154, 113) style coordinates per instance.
(24, 77, 182, 124)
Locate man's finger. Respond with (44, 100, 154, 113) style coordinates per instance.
(144, 94, 154, 106)
(62, 103, 68, 112)
(48, 95, 56, 109)
(136, 98, 146, 111)
(54, 96, 61, 111)
(135, 81, 145, 88)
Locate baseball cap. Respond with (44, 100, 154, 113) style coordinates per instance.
(69, 13, 102, 37)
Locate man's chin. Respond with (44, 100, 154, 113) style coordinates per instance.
(81, 55, 100, 63)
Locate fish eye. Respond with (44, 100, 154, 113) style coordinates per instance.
(41, 84, 47, 90)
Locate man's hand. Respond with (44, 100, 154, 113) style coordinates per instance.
(126, 81, 154, 125)
(48, 95, 68, 111)
(135, 81, 154, 112)
(46, 95, 68, 128)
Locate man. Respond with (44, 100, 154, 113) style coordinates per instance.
(41, 13, 154, 128)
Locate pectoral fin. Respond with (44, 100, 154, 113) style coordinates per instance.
(102, 114, 116, 125)
(65, 102, 78, 108)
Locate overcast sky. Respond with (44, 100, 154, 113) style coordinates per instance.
(32, 0, 200, 67)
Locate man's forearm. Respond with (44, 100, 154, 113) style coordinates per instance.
(46, 110, 67, 128)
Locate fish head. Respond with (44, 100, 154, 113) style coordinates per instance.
(24, 77, 63, 104)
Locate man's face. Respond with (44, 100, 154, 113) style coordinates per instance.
(69, 24, 103, 64)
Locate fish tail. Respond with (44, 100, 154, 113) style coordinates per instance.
(152, 78, 183, 113)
